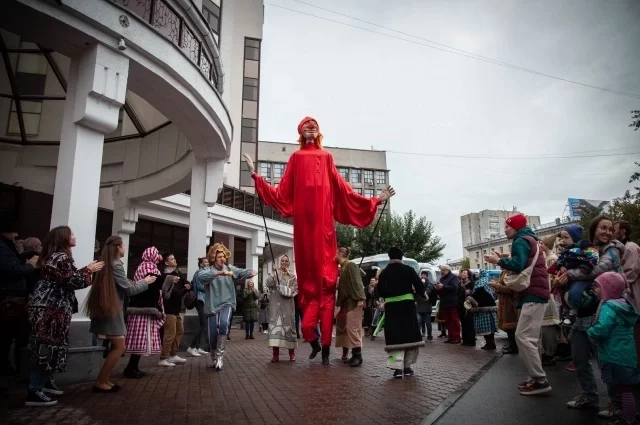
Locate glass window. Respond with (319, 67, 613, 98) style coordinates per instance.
(241, 126, 257, 142)
(242, 100, 257, 119)
(243, 78, 258, 87)
(242, 85, 258, 101)
(354, 188, 362, 195)
(8, 100, 42, 136)
(351, 169, 361, 183)
(243, 60, 259, 78)
(202, 0, 221, 35)
(375, 171, 386, 185)
(242, 118, 257, 128)
(483, 249, 487, 254)
(245, 39, 261, 48)
(338, 167, 348, 181)
(259, 162, 271, 178)
(364, 170, 374, 184)
(364, 189, 374, 198)
(245, 46, 260, 61)
(240, 170, 254, 187)
(499, 246, 504, 253)
(241, 142, 256, 158)
(508, 244, 512, 251)
(274, 163, 285, 179)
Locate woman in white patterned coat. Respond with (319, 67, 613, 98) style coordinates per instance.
(266, 255, 298, 362)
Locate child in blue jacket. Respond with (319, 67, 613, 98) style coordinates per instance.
(587, 272, 639, 425)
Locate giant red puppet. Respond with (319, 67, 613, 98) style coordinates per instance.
(243, 117, 395, 364)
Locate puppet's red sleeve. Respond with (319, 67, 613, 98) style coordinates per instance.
(330, 156, 382, 228)
(252, 155, 295, 218)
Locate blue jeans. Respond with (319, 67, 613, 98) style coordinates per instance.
(29, 369, 51, 392)
(417, 312, 432, 338)
(245, 321, 255, 336)
(207, 306, 233, 350)
(568, 280, 591, 309)
(571, 328, 599, 402)
(190, 300, 209, 349)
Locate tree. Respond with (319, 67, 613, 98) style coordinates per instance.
(334, 210, 446, 263)
(461, 257, 470, 269)
(630, 110, 640, 131)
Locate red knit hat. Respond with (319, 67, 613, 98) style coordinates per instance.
(506, 214, 527, 231)
(297, 116, 318, 134)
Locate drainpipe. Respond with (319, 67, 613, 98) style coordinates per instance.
(177, 0, 224, 93)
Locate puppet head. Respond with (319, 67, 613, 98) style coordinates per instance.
(297, 116, 323, 149)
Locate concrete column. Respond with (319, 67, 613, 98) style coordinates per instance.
(246, 230, 264, 285)
(50, 44, 128, 315)
(111, 190, 138, 271)
(188, 159, 225, 279)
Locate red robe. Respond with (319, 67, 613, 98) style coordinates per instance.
(253, 143, 381, 346)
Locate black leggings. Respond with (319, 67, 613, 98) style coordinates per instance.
(125, 354, 141, 371)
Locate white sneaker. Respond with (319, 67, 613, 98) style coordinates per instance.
(197, 348, 209, 355)
(168, 355, 186, 363)
(158, 359, 176, 367)
(187, 348, 201, 357)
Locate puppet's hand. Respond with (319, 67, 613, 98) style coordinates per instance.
(243, 153, 255, 174)
(379, 186, 396, 202)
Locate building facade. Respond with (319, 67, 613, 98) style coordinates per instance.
(465, 217, 577, 270)
(460, 209, 541, 257)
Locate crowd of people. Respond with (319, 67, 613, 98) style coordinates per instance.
(1, 211, 639, 424)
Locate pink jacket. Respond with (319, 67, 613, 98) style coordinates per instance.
(623, 241, 640, 312)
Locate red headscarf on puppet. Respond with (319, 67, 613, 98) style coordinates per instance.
(297, 116, 323, 149)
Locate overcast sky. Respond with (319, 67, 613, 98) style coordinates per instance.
(257, 0, 640, 262)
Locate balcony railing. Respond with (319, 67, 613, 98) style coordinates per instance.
(110, 0, 222, 92)
(217, 185, 293, 225)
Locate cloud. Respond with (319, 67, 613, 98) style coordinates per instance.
(259, 0, 640, 261)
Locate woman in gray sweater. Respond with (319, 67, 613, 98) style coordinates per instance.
(85, 236, 156, 392)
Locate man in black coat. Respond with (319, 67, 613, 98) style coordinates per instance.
(0, 216, 39, 376)
(375, 247, 425, 379)
(436, 265, 461, 344)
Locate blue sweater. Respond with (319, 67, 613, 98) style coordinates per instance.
(193, 265, 254, 314)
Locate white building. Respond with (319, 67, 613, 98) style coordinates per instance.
(460, 209, 541, 257)
(465, 217, 577, 270)
(0, 0, 391, 349)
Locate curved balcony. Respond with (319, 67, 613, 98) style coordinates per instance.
(0, 0, 232, 161)
(110, 0, 223, 94)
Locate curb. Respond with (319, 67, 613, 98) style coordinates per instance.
(420, 351, 503, 425)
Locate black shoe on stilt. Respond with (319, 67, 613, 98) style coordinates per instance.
(321, 345, 330, 365)
(309, 340, 321, 360)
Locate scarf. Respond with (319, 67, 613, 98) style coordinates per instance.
(473, 270, 494, 297)
(134, 246, 161, 281)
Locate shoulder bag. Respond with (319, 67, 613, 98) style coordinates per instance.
(504, 237, 539, 292)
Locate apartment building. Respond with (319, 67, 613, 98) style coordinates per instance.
(465, 217, 577, 269)
(461, 209, 541, 256)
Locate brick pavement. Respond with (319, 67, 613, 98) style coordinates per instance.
(1, 330, 498, 425)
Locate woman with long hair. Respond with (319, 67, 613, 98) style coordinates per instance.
(123, 247, 164, 378)
(26, 226, 103, 407)
(85, 236, 156, 392)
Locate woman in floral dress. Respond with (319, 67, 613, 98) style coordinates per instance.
(26, 226, 103, 407)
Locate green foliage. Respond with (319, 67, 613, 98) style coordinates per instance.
(578, 163, 640, 244)
(631, 110, 640, 131)
(461, 257, 471, 269)
(335, 210, 445, 263)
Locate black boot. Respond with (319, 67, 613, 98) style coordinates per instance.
(321, 345, 330, 365)
(348, 347, 363, 367)
(309, 340, 321, 360)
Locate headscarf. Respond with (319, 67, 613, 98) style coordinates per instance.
(134, 246, 161, 281)
(594, 271, 627, 321)
(473, 270, 494, 297)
